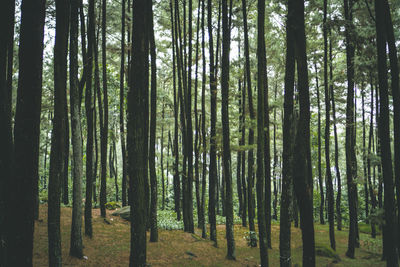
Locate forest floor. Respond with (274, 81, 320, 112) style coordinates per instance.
(33, 204, 383, 266)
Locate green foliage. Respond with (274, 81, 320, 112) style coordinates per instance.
(105, 201, 121, 210)
(157, 210, 184, 230)
(244, 231, 258, 247)
(362, 236, 382, 255)
(39, 190, 48, 203)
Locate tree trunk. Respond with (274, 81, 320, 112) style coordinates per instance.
(69, 0, 84, 258)
(330, 30, 341, 230)
(374, 0, 399, 264)
(128, 0, 149, 264)
(344, 0, 357, 258)
(314, 62, 325, 225)
(0, 0, 15, 262)
(257, 0, 268, 264)
(208, 0, 218, 245)
(170, 0, 181, 221)
(149, 1, 158, 242)
(100, 0, 109, 218)
(292, 0, 316, 265)
(48, 0, 69, 265)
(242, 0, 256, 247)
(221, 0, 235, 259)
(200, 0, 207, 238)
(120, 0, 128, 207)
(323, 0, 335, 250)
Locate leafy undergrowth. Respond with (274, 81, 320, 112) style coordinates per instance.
(33, 205, 383, 266)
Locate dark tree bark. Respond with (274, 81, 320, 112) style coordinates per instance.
(161, 104, 166, 211)
(208, 0, 218, 245)
(149, 1, 158, 242)
(69, 0, 84, 258)
(257, 0, 268, 265)
(241, 72, 247, 228)
(48, 0, 69, 265)
(170, 0, 181, 221)
(200, 0, 207, 238)
(0, 0, 14, 262)
(343, 0, 357, 258)
(291, 0, 316, 265)
(242, 0, 256, 247)
(374, 0, 399, 264)
(194, 0, 201, 228)
(221, 0, 235, 259)
(185, 0, 195, 234)
(280, 0, 296, 264)
(314, 62, 325, 225)
(367, 78, 376, 238)
(120, 0, 128, 207)
(63, 93, 70, 205)
(263, 16, 272, 250)
(128, 0, 149, 265)
(323, 0, 335, 250)
(329, 31, 341, 230)
(272, 83, 278, 221)
(84, 0, 95, 238)
(382, 0, 400, 251)
(362, 87, 369, 223)
(237, 77, 243, 220)
(100, 0, 109, 218)
(6, 0, 46, 264)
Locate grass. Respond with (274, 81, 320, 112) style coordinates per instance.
(33, 204, 384, 266)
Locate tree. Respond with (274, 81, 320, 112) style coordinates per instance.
(279, 0, 296, 263)
(374, 0, 399, 264)
(343, 0, 358, 258)
(48, 0, 69, 265)
(69, 0, 84, 258)
(256, 0, 268, 265)
(208, 0, 218, 245)
(100, 0, 109, 218)
(128, 0, 149, 265)
(120, 0, 128, 207)
(84, 0, 95, 238)
(0, 0, 15, 263)
(149, 0, 158, 242)
(6, 0, 46, 264)
(291, 0, 315, 265)
(323, 0, 335, 250)
(221, 0, 235, 259)
(242, 0, 257, 247)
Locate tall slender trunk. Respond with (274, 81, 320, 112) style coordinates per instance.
(314, 62, 325, 225)
(242, 0, 256, 247)
(367, 77, 376, 238)
(382, 0, 400, 251)
(200, 0, 207, 238)
(0, 0, 15, 262)
(272, 82, 278, 221)
(323, 0, 335, 250)
(100, 0, 109, 218)
(374, 0, 399, 264)
(128, 0, 149, 265)
(292, 0, 315, 265)
(208, 0, 218, 245)
(257, 0, 268, 264)
(170, 0, 181, 221)
(48, 0, 69, 265)
(149, 1, 158, 242)
(330, 30, 341, 230)
(194, 0, 201, 228)
(84, 0, 95, 238)
(344, 0, 357, 258)
(221, 0, 235, 259)
(69, 0, 84, 258)
(120, 0, 128, 207)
